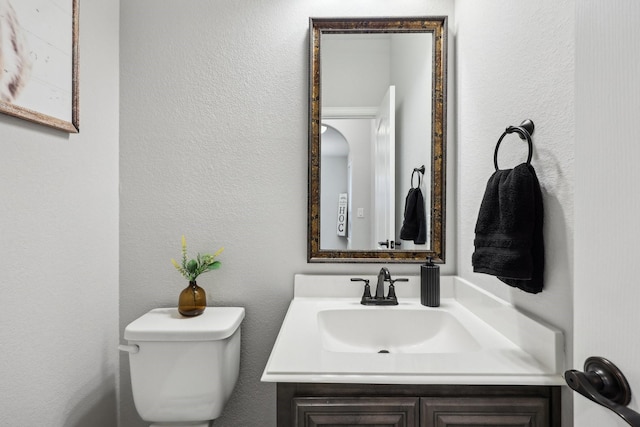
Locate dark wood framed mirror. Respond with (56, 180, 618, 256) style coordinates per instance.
(308, 17, 447, 263)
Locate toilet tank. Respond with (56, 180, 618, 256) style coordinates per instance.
(124, 307, 245, 423)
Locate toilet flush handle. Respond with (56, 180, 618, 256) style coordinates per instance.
(118, 344, 139, 354)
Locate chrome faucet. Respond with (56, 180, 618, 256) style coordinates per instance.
(351, 268, 407, 306)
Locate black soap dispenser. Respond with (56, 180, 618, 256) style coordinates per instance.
(421, 257, 440, 307)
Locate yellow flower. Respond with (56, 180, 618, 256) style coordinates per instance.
(213, 247, 225, 257)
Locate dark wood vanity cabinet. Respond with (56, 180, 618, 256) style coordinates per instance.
(278, 383, 561, 427)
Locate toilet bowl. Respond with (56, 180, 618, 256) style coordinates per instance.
(120, 307, 245, 426)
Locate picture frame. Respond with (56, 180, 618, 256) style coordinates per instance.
(0, 0, 79, 133)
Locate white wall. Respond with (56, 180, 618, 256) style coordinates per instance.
(322, 35, 391, 109)
(119, 1, 454, 426)
(0, 1, 120, 426)
(455, 0, 574, 425)
(574, 1, 640, 425)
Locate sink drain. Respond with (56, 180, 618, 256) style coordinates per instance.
(378, 349, 390, 354)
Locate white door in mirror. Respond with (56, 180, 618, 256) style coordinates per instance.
(374, 85, 395, 249)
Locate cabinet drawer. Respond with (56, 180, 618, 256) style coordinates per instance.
(294, 397, 419, 427)
(421, 397, 549, 427)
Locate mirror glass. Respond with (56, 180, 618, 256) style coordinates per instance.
(308, 17, 447, 263)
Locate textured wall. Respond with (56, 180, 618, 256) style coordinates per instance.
(455, 1, 575, 425)
(119, 1, 454, 426)
(0, 1, 120, 426)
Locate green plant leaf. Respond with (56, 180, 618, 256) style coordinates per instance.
(186, 259, 198, 273)
(207, 261, 221, 270)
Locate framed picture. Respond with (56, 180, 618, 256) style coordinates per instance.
(0, 0, 79, 133)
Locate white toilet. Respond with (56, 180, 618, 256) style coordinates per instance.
(120, 307, 245, 427)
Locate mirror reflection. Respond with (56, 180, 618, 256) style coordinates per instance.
(308, 17, 447, 263)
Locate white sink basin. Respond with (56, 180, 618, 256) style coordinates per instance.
(261, 274, 565, 385)
(317, 308, 480, 354)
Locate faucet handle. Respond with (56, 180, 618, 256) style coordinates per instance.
(387, 283, 397, 300)
(386, 278, 408, 301)
(350, 278, 372, 300)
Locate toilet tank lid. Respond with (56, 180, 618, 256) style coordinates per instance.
(124, 307, 245, 341)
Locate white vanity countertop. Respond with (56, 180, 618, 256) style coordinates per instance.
(261, 274, 565, 386)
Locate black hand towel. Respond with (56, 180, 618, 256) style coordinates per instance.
(472, 163, 544, 293)
(400, 187, 427, 244)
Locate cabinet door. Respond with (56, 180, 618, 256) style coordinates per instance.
(421, 397, 549, 427)
(294, 397, 419, 427)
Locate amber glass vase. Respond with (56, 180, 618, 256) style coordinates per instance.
(178, 281, 206, 316)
